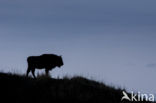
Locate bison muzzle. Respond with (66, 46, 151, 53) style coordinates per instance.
(26, 54, 64, 78)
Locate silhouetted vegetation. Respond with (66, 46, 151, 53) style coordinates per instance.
(0, 72, 154, 103)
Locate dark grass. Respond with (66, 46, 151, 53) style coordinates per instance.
(0, 72, 154, 103)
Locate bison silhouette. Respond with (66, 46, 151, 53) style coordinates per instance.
(26, 54, 64, 78)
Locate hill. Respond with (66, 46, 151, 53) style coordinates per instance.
(0, 72, 154, 103)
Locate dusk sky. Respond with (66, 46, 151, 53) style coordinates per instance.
(0, 0, 156, 94)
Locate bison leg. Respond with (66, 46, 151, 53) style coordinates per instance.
(26, 67, 31, 77)
(45, 69, 49, 76)
(31, 68, 36, 78)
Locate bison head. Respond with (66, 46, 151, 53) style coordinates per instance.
(57, 56, 64, 68)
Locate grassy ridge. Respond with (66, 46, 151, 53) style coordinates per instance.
(0, 72, 154, 103)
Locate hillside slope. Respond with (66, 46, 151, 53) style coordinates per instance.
(0, 72, 154, 103)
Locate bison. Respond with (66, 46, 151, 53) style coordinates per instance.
(26, 54, 64, 78)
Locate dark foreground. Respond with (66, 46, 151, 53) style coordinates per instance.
(0, 72, 154, 103)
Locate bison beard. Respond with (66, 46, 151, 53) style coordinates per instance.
(26, 54, 64, 78)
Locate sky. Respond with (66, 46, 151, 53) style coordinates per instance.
(0, 0, 156, 94)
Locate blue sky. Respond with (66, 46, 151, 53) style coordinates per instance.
(0, 0, 156, 94)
